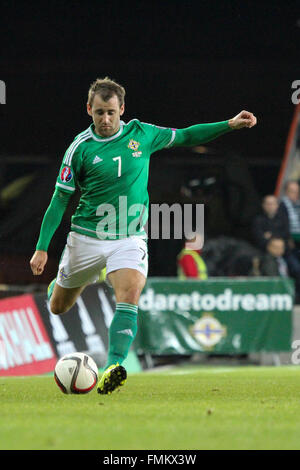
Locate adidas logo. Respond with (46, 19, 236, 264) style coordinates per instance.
(93, 155, 103, 164)
(117, 329, 134, 337)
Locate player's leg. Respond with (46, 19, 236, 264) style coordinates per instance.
(108, 267, 146, 304)
(49, 231, 106, 315)
(97, 268, 146, 395)
(106, 267, 145, 362)
(97, 237, 148, 394)
(105, 243, 147, 367)
(50, 282, 86, 315)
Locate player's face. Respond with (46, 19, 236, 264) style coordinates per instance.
(87, 94, 125, 137)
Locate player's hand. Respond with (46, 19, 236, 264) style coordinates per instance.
(228, 110, 257, 130)
(30, 250, 48, 275)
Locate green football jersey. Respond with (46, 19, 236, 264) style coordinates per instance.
(56, 119, 176, 240)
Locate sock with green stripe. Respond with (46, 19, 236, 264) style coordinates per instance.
(105, 302, 138, 369)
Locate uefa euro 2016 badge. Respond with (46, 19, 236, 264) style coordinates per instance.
(60, 166, 73, 182)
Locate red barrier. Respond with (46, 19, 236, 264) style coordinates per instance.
(0, 294, 57, 376)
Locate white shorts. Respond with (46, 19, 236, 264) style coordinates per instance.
(56, 231, 148, 288)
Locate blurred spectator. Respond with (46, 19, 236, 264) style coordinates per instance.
(260, 238, 289, 277)
(279, 180, 300, 239)
(252, 195, 290, 251)
(177, 233, 208, 280)
(230, 253, 261, 276)
(252, 193, 300, 290)
(201, 236, 261, 277)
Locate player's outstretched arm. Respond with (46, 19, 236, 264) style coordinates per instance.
(172, 110, 257, 147)
(30, 188, 71, 276)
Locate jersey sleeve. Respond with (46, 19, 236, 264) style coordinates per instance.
(140, 122, 176, 154)
(55, 139, 83, 193)
(35, 188, 71, 251)
(172, 121, 232, 147)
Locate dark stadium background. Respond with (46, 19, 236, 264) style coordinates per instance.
(0, 0, 299, 283)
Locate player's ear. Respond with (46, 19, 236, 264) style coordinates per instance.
(120, 103, 125, 116)
(87, 103, 92, 116)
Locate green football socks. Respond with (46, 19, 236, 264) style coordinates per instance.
(105, 302, 138, 369)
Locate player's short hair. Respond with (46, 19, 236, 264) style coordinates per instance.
(87, 77, 125, 107)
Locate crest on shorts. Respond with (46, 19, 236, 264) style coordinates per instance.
(128, 139, 140, 151)
(60, 166, 73, 183)
(59, 267, 68, 281)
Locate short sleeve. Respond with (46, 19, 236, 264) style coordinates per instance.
(55, 140, 83, 193)
(141, 122, 176, 154)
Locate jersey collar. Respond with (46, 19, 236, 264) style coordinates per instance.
(89, 121, 124, 142)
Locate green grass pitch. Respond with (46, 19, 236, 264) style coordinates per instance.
(1, 365, 300, 450)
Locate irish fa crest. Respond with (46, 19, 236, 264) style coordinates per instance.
(128, 139, 142, 158)
(191, 313, 226, 350)
(59, 267, 68, 281)
(128, 139, 140, 151)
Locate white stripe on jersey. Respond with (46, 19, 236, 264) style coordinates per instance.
(140, 121, 169, 129)
(140, 121, 176, 149)
(165, 129, 176, 148)
(64, 129, 90, 166)
(56, 182, 75, 191)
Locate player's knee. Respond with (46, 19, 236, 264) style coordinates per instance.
(50, 299, 70, 315)
(117, 285, 143, 305)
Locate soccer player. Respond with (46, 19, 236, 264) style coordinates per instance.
(30, 77, 257, 394)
